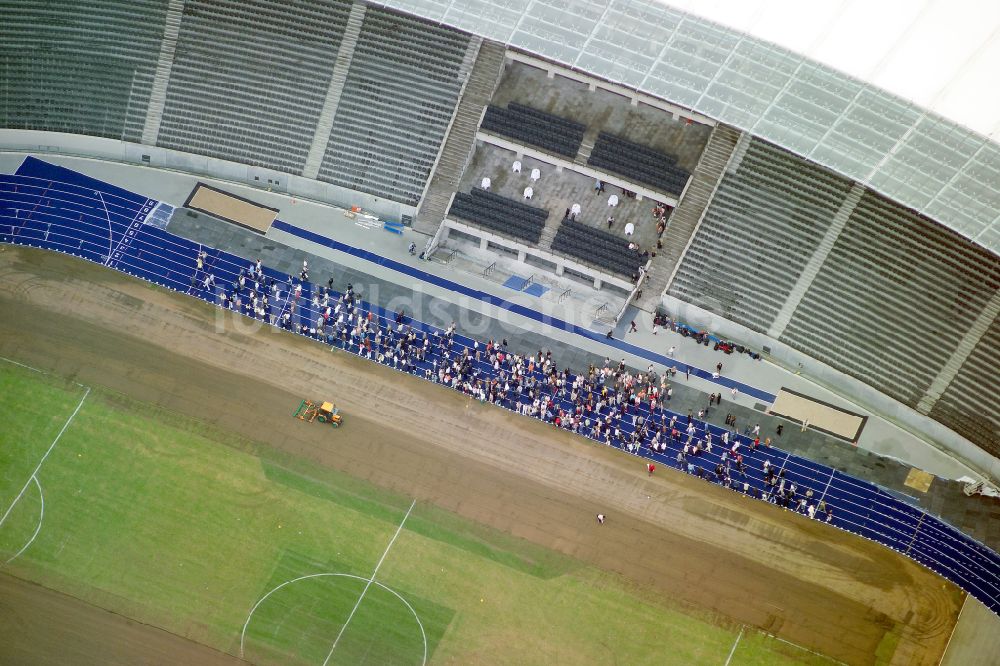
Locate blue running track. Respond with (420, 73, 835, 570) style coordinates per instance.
(1, 157, 997, 615)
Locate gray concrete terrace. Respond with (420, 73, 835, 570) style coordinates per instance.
(460, 142, 664, 253)
(491, 60, 712, 174)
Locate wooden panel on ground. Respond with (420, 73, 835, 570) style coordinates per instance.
(769, 388, 868, 442)
(904, 468, 935, 493)
(184, 183, 279, 234)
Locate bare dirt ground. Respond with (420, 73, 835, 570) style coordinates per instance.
(0, 247, 965, 665)
(0, 573, 244, 666)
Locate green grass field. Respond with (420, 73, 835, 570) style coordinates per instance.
(0, 360, 840, 665)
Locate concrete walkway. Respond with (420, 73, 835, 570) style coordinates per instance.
(0, 152, 981, 483)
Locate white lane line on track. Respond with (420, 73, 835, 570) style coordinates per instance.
(5, 476, 44, 565)
(322, 499, 416, 666)
(97, 191, 113, 265)
(0, 387, 89, 531)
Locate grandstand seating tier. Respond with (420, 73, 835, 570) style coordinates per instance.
(782, 191, 1000, 411)
(0, 1, 168, 143)
(551, 218, 646, 277)
(669, 139, 854, 332)
(447, 187, 548, 244)
(587, 132, 690, 196)
(317, 7, 472, 206)
(480, 104, 585, 158)
(157, 0, 352, 174)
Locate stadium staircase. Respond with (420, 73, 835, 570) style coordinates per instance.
(414, 40, 506, 234)
(141, 0, 184, 145)
(634, 124, 741, 312)
(918, 289, 1000, 415)
(574, 126, 599, 167)
(767, 182, 864, 338)
(537, 210, 561, 250)
(302, 2, 367, 180)
(930, 313, 1000, 456)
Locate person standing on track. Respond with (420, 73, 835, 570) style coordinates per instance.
(596, 513, 605, 525)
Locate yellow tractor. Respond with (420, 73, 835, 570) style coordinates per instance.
(293, 400, 343, 427)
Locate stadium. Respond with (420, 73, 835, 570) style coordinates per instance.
(1, 0, 999, 664)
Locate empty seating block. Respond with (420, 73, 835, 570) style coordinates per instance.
(552, 219, 645, 277)
(158, 0, 351, 174)
(480, 103, 585, 158)
(931, 318, 1000, 457)
(669, 139, 853, 331)
(587, 132, 689, 195)
(319, 8, 471, 206)
(782, 192, 1000, 411)
(0, 1, 167, 142)
(448, 188, 548, 244)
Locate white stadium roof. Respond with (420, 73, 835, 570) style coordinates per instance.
(664, 0, 1000, 142)
(373, 0, 1000, 254)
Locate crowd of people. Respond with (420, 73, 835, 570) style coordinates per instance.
(199, 254, 837, 527)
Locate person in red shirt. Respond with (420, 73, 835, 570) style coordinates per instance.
(647, 463, 655, 476)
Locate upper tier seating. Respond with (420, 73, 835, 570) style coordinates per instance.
(782, 191, 1000, 409)
(0, 0, 167, 143)
(669, 139, 854, 331)
(931, 316, 1000, 458)
(587, 133, 689, 195)
(158, 0, 351, 174)
(480, 103, 585, 158)
(552, 218, 645, 277)
(447, 187, 548, 244)
(319, 8, 471, 206)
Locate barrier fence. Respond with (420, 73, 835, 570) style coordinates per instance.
(2, 157, 998, 616)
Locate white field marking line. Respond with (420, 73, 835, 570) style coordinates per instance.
(0, 387, 89, 530)
(322, 499, 416, 666)
(238, 573, 427, 665)
(0, 357, 44, 374)
(0, 357, 89, 390)
(938, 594, 968, 666)
(723, 626, 743, 666)
(5, 476, 44, 565)
(768, 633, 849, 666)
